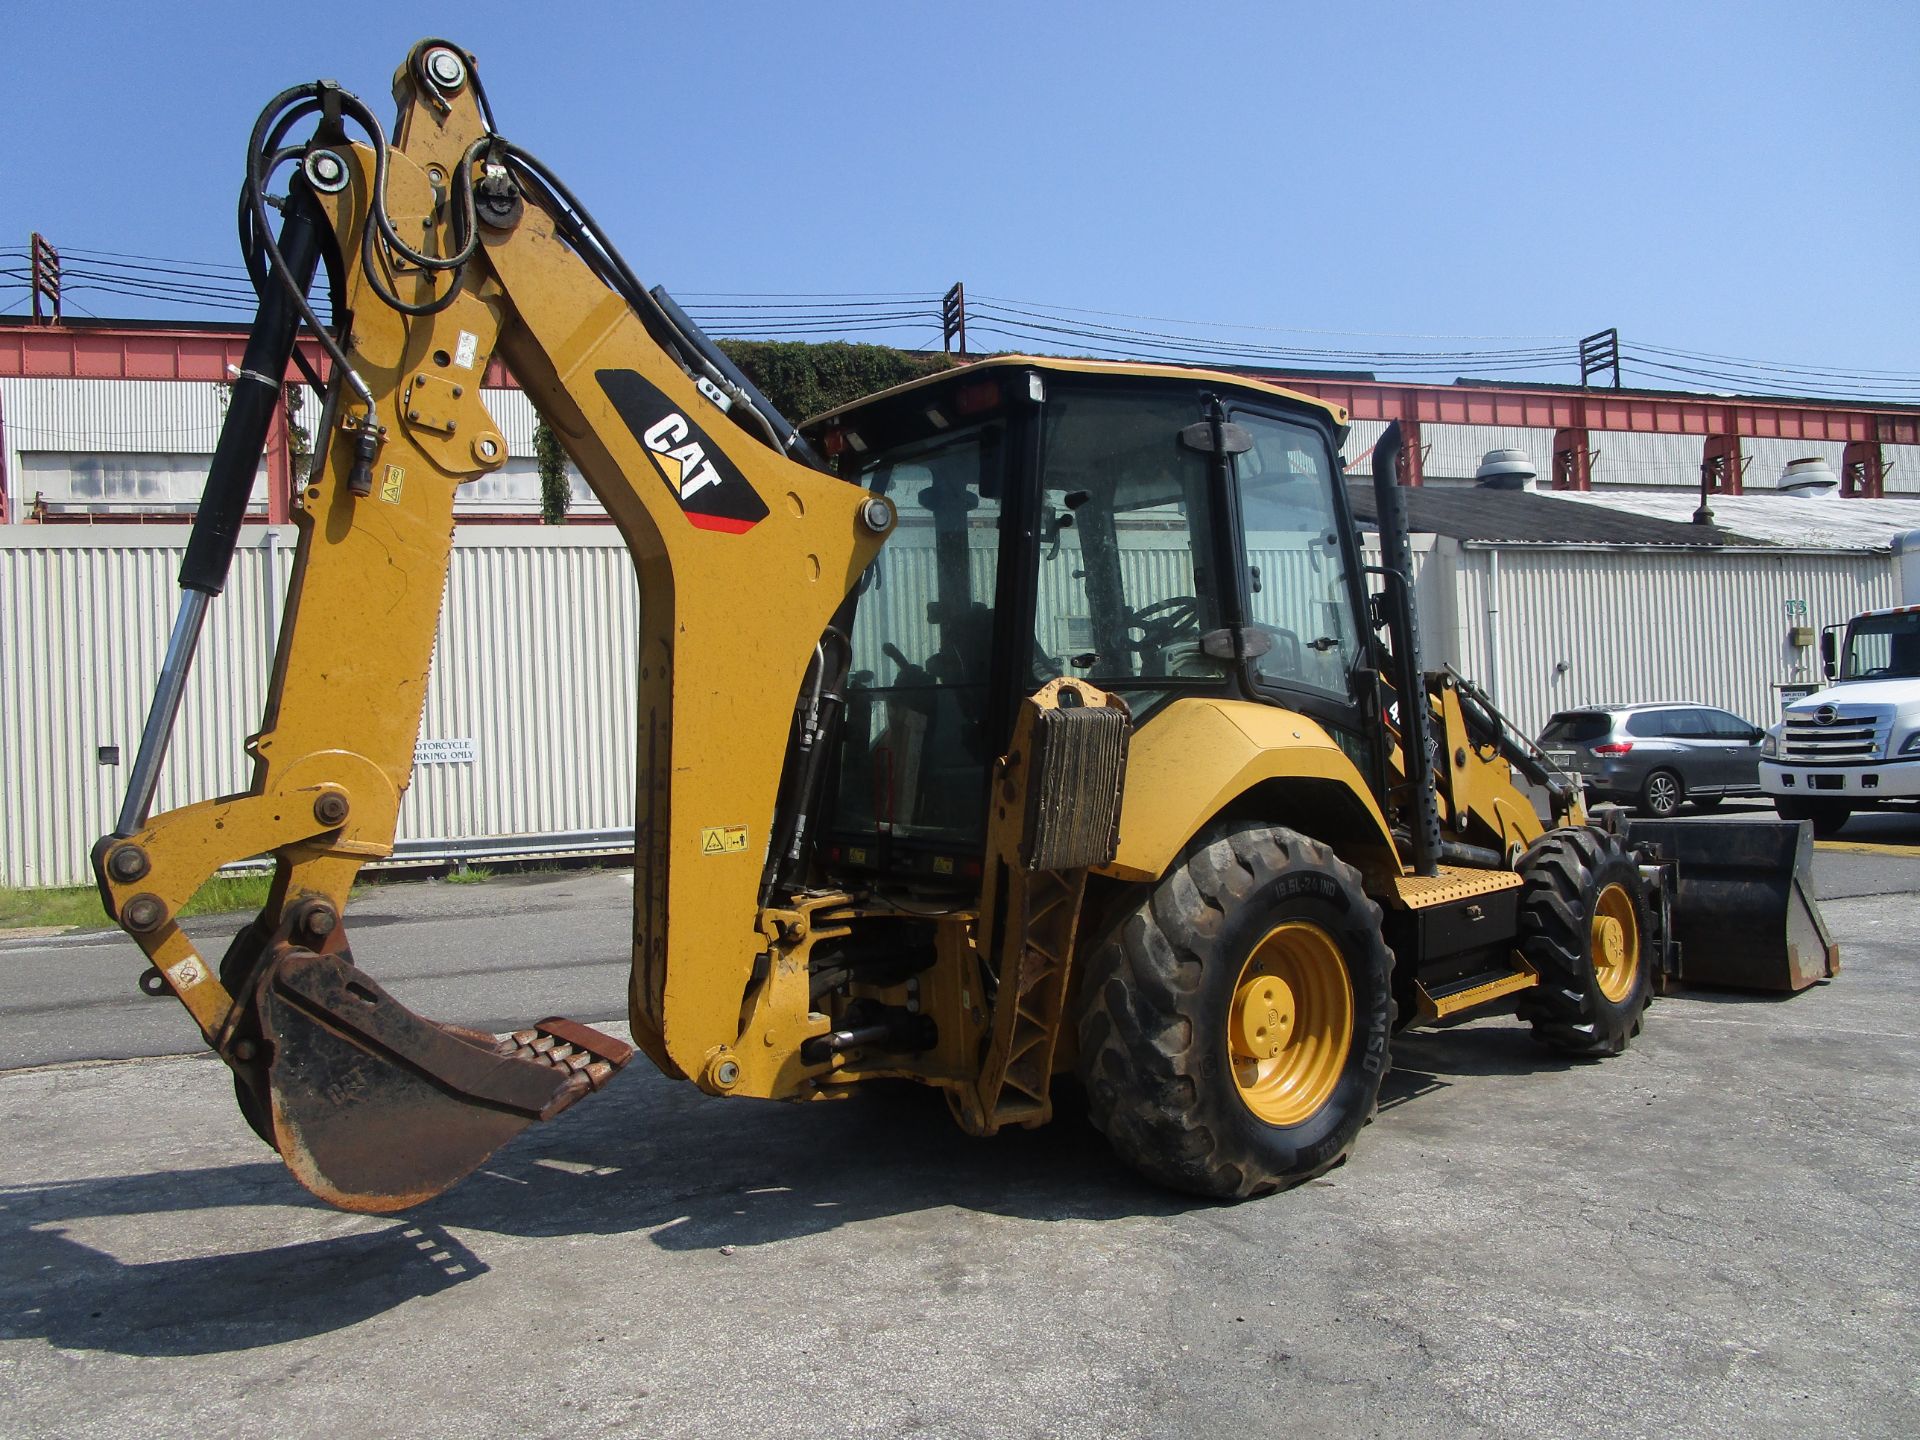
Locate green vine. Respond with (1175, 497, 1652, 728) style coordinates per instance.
(534, 417, 570, 524)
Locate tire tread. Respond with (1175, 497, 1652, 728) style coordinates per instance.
(1076, 825, 1393, 1199)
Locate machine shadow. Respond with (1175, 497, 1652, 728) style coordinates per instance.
(1377, 1019, 1578, 1111)
(0, 1167, 485, 1357)
(1657, 979, 1834, 1007)
(7, 1018, 1633, 1357)
(422, 1072, 1202, 1251)
(0, 1072, 1188, 1357)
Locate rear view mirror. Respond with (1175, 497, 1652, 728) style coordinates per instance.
(1819, 627, 1838, 681)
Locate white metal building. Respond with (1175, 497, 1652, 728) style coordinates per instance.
(0, 376, 601, 521)
(4, 357, 1916, 887)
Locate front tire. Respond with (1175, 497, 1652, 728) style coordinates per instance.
(1075, 824, 1393, 1199)
(1515, 828, 1654, 1057)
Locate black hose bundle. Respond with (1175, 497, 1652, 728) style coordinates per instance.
(234, 42, 800, 462)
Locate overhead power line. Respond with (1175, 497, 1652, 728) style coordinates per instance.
(15, 242, 1919, 402)
(970, 292, 1579, 344)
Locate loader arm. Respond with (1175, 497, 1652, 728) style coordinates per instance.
(92, 42, 890, 1210)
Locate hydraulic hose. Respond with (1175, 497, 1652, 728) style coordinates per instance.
(181, 187, 325, 597)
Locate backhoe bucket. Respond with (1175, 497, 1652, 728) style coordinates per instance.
(1625, 818, 1839, 992)
(235, 941, 632, 1213)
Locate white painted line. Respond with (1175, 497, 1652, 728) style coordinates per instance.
(0, 930, 127, 951)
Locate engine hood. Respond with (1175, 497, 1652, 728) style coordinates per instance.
(1786, 678, 1920, 714)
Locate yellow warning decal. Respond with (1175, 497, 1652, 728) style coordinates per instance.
(700, 825, 749, 856)
(379, 465, 405, 505)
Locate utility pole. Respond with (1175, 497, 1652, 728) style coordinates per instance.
(1579, 328, 1620, 388)
(942, 283, 967, 357)
(30, 234, 61, 325)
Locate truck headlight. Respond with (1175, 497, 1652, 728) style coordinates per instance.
(1899, 731, 1920, 756)
(1760, 728, 1781, 758)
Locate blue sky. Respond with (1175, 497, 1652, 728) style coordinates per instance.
(6, 1, 1914, 394)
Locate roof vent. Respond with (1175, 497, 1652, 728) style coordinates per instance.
(1778, 456, 1839, 499)
(1475, 447, 1537, 491)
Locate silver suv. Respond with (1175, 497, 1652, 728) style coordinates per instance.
(1538, 703, 1767, 817)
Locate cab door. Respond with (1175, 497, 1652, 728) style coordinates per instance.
(1224, 405, 1373, 757)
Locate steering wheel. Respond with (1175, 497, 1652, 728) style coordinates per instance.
(1246, 622, 1305, 677)
(1126, 595, 1203, 654)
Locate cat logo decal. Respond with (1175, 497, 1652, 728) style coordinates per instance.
(596, 369, 768, 534)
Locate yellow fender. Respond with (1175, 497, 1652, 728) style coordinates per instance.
(1100, 698, 1401, 886)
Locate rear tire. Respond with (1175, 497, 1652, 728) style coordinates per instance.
(1774, 798, 1852, 837)
(1514, 827, 1654, 1057)
(1639, 768, 1683, 818)
(1075, 823, 1393, 1200)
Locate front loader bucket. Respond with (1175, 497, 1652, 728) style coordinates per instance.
(1625, 818, 1839, 992)
(235, 943, 632, 1213)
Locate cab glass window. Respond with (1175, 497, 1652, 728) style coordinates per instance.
(1841, 611, 1920, 679)
(1031, 388, 1226, 685)
(835, 422, 1004, 847)
(1230, 411, 1359, 700)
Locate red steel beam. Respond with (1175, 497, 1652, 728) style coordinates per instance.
(0, 324, 512, 387)
(0, 387, 10, 524)
(1551, 426, 1593, 491)
(1701, 432, 1747, 497)
(1273, 376, 1920, 447)
(1841, 439, 1886, 499)
(2, 321, 1914, 447)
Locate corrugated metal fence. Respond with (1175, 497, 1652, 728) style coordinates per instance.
(2, 527, 641, 888)
(1442, 544, 1898, 735)
(0, 527, 1897, 888)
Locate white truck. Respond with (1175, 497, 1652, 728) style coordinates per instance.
(1761, 533, 1920, 836)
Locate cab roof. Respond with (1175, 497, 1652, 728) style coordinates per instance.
(798, 354, 1350, 436)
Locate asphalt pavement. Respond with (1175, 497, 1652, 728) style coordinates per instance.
(1, 835, 1915, 1439)
(0, 869, 635, 1070)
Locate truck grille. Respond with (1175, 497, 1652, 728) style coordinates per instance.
(1781, 706, 1889, 762)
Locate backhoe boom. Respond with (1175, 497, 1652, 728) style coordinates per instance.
(95, 41, 890, 1209)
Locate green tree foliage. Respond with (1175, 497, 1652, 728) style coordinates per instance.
(534, 417, 570, 524)
(285, 388, 311, 472)
(715, 341, 959, 425)
(528, 345, 954, 521)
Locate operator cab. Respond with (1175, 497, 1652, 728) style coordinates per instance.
(1829, 606, 1920, 682)
(801, 358, 1370, 889)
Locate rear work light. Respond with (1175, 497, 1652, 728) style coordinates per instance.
(953, 379, 1002, 417)
(1591, 741, 1634, 755)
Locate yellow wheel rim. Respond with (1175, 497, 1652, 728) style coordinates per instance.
(1591, 882, 1641, 1003)
(1228, 920, 1354, 1127)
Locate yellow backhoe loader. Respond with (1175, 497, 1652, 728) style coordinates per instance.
(93, 41, 1837, 1213)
